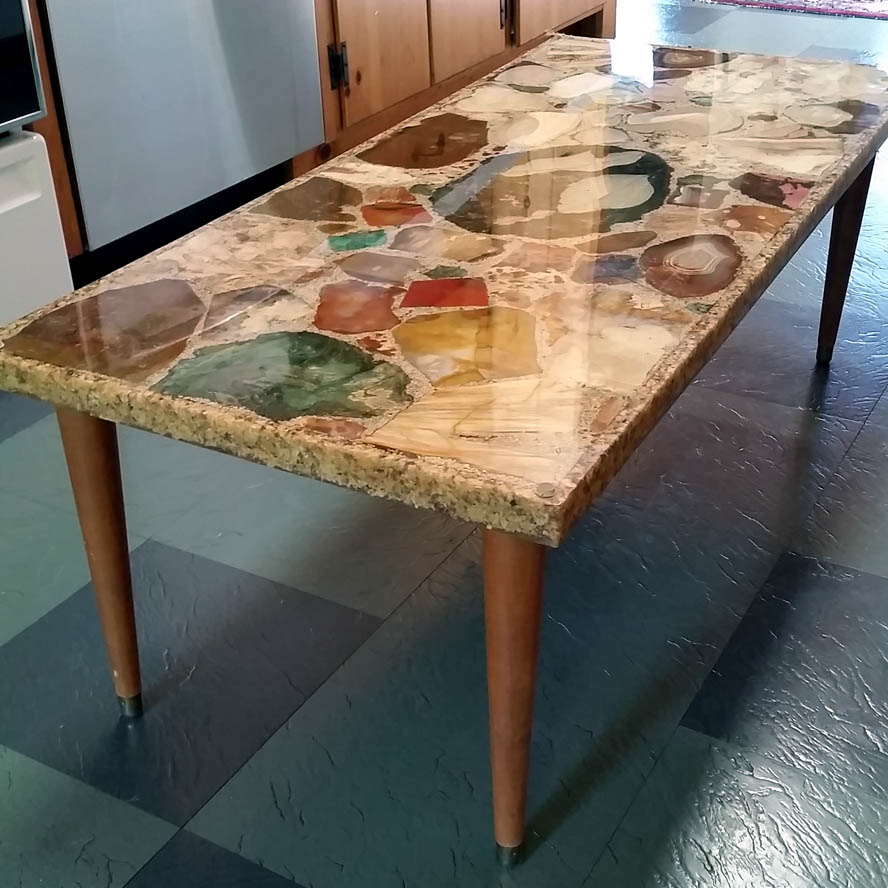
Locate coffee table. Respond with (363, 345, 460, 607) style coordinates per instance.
(2, 35, 887, 865)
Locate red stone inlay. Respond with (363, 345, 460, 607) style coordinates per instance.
(401, 278, 489, 309)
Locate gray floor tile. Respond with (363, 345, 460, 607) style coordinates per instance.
(0, 491, 145, 646)
(654, 3, 731, 33)
(0, 541, 380, 825)
(0, 392, 52, 443)
(190, 504, 775, 888)
(800, 44, 882, 64)
(617, 0, 727, 42)
(615, 0, 699, 43)
(690, 7, 822, 56)
(0, 744, 175, 888)
(0, 414, 87, 510)
(795, 19, 888, 62)
(683, 554, 888, 797)
(0, 417, 470, 617)
(586, 727, 888, 887)
(142, 448, 472, 619)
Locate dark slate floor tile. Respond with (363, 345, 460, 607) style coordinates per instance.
(603, 385, 860, 547)
(190, 504, 776, 888)
(126, 831, 301, 888)
(693, 296, 888, 422)
(794, 417, 888, 578)
(682, 554, 888, 797)
(0, 391, 52, 443)
(586, 727, 888, 887)
(0, 541, 380, 825)
(866, 385, 888, 428)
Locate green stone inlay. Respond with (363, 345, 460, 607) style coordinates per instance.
(155, 332, 411, 420)
(410, 184, 436, 197)
(687, 302, 715, 313)
(328, 230, 387, 252)
(426, 265, 468, 279)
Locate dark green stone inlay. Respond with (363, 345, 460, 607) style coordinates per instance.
(426, 265, 468, 279)
(155, 332, 411, 420)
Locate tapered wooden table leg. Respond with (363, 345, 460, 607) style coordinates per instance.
(817, 157, 875, 366)
(483, 529, 546, 867)
(56, 408, 143, 718)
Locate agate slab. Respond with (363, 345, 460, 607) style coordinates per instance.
(2, 35, 888, 545)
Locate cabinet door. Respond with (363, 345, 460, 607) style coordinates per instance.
(334, 0, 431, 126)
(429, 0, 507, 83)
(517, 0, 600, 44)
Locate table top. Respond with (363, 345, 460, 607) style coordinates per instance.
(2, 36, 887, 546)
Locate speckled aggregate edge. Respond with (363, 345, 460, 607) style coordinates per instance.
(2, 37, 887, 547)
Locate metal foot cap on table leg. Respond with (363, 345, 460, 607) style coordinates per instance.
(496, 843, 521, 868)
(118, 694, 143, 718)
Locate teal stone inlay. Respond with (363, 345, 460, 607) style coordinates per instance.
(328, 230, 387, 252)
(155, 332, 412, 420)
(426, 265, 468, 279)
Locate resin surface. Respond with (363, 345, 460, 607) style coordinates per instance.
(2, 36, 887, 544)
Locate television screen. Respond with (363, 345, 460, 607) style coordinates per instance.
(0, 0, 43, 132)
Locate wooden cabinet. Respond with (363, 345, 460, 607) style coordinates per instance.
(517, 0, 608, 44)
(429, 0, 507, 83)
(332, 0, 432, 127)
(318, 0, 615, 158)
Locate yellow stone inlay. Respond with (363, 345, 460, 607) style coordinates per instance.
(393, 308, 540, 386)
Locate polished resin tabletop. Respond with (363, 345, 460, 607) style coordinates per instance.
(2, 36, 888, 544)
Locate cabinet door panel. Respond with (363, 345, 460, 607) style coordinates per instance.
(429, 0, 507, 83)
(518, 0, 601, 44)
(335, 0, 431, 126)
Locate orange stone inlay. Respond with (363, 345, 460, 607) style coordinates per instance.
(401, 278, 489, 308)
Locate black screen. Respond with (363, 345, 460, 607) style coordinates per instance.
(0, 0, 42, 129)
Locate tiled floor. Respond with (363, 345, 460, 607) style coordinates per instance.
(2, 4, 888, 886)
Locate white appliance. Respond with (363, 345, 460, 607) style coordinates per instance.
(0, 132, 72, 325)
